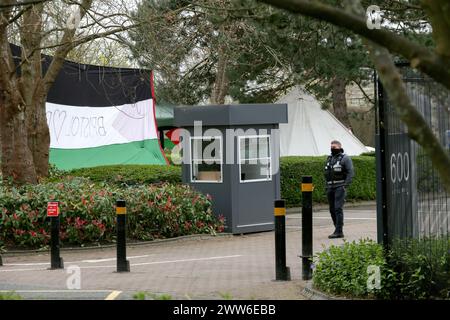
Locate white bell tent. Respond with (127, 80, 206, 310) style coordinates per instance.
(276, 87, 369, 156)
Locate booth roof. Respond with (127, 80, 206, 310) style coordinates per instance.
(173, 104, 288, 127)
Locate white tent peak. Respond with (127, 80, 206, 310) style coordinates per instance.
(276, 86, 369, 156)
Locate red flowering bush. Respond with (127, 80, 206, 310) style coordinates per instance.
(124, 184, 225, 240)
(0, 178, 224, 248)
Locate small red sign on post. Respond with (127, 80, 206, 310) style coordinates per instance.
(47, 202, 59, 217)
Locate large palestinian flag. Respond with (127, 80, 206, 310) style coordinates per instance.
(46, 61, 167, 170)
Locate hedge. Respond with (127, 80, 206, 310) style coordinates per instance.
(0, 178, 224, 249)
(66, 165, 182, 185)
(61, 156, 376, 206)
(280, 156, 376, 206)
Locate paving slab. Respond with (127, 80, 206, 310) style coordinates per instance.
(0, 205, 376, 300)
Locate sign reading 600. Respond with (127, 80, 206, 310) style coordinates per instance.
(390, 152, 410, 183)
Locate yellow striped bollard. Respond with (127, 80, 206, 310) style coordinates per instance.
(274, 199, 290, 281)
(116, 200, 130, 273)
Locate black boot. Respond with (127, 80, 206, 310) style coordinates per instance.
(328, 223, 344, 239)
(328, 230, 344, 239)
(330, 208, 344, 238)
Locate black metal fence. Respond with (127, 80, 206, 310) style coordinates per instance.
(376, 64, 450, 248)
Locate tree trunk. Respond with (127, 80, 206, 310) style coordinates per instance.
(14, 111, 38, 184)
(211, 50, 229, 104)
(332, 76, 351, 128)
(0, 93, 13, 179)
(0, 104, 38, 184)
(211, 34, 229, 105)
(35, 101, 50, 178)
(0, 120, 14, 180)
(20, 3, 49, 179)
(26, 96, 50, 179)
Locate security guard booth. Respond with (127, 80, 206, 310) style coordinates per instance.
(174, 104, 288, 234)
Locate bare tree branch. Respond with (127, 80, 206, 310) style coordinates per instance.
(420, 0, 450, 59)
(258, 0, 450, 91)
(69, 22, 139, 50)
(0, 0, 48, 8)
(7, 5, 31, 24)
(352, 78, 374, 105)
(41, 0, 93, 93)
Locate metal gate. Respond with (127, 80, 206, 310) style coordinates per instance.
(376, 63, 450, 246)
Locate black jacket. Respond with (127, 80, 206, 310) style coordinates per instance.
(324, 152, 354, 189)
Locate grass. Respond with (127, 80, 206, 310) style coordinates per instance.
(132, 292, 147, 300)
(0, 292, 22, 300)
(218, 292, 233, 300)
(132, 291, 173, 300)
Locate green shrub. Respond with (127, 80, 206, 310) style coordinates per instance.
(66, 165, 182, 186)
(280, 156, 376, 206)
(312, 239, 393, 299)
(48, 163, 67, 180)
(0, 178, 224, 248)
(312, 237, 450, 299)
(386, 237, 450, 299)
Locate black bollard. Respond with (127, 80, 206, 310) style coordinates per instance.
(116, 200, 130, 273)
(301, 176, 313, 280)
(50, 215, 64, 269)
(274, 199, 291, 281)
(0, 255, 3, 266)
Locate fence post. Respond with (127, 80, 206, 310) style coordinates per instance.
(376, 76, 390, 249)
(116, 199, 130, 273)
(301, 176, 313, 280)
(274, 199, 290, 281)
(50, 215, 64, 269)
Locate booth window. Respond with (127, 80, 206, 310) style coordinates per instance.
(239, 135, 271, 183)
(190, 136, 223, 183)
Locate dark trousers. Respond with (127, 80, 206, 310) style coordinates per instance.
(326, 186, 346, 233)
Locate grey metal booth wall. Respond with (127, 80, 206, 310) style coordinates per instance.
(180, 124, 281, 234)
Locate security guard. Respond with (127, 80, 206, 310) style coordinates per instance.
(324, 140, 354, 238)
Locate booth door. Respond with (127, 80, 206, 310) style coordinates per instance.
(236, 135, 274, 233)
